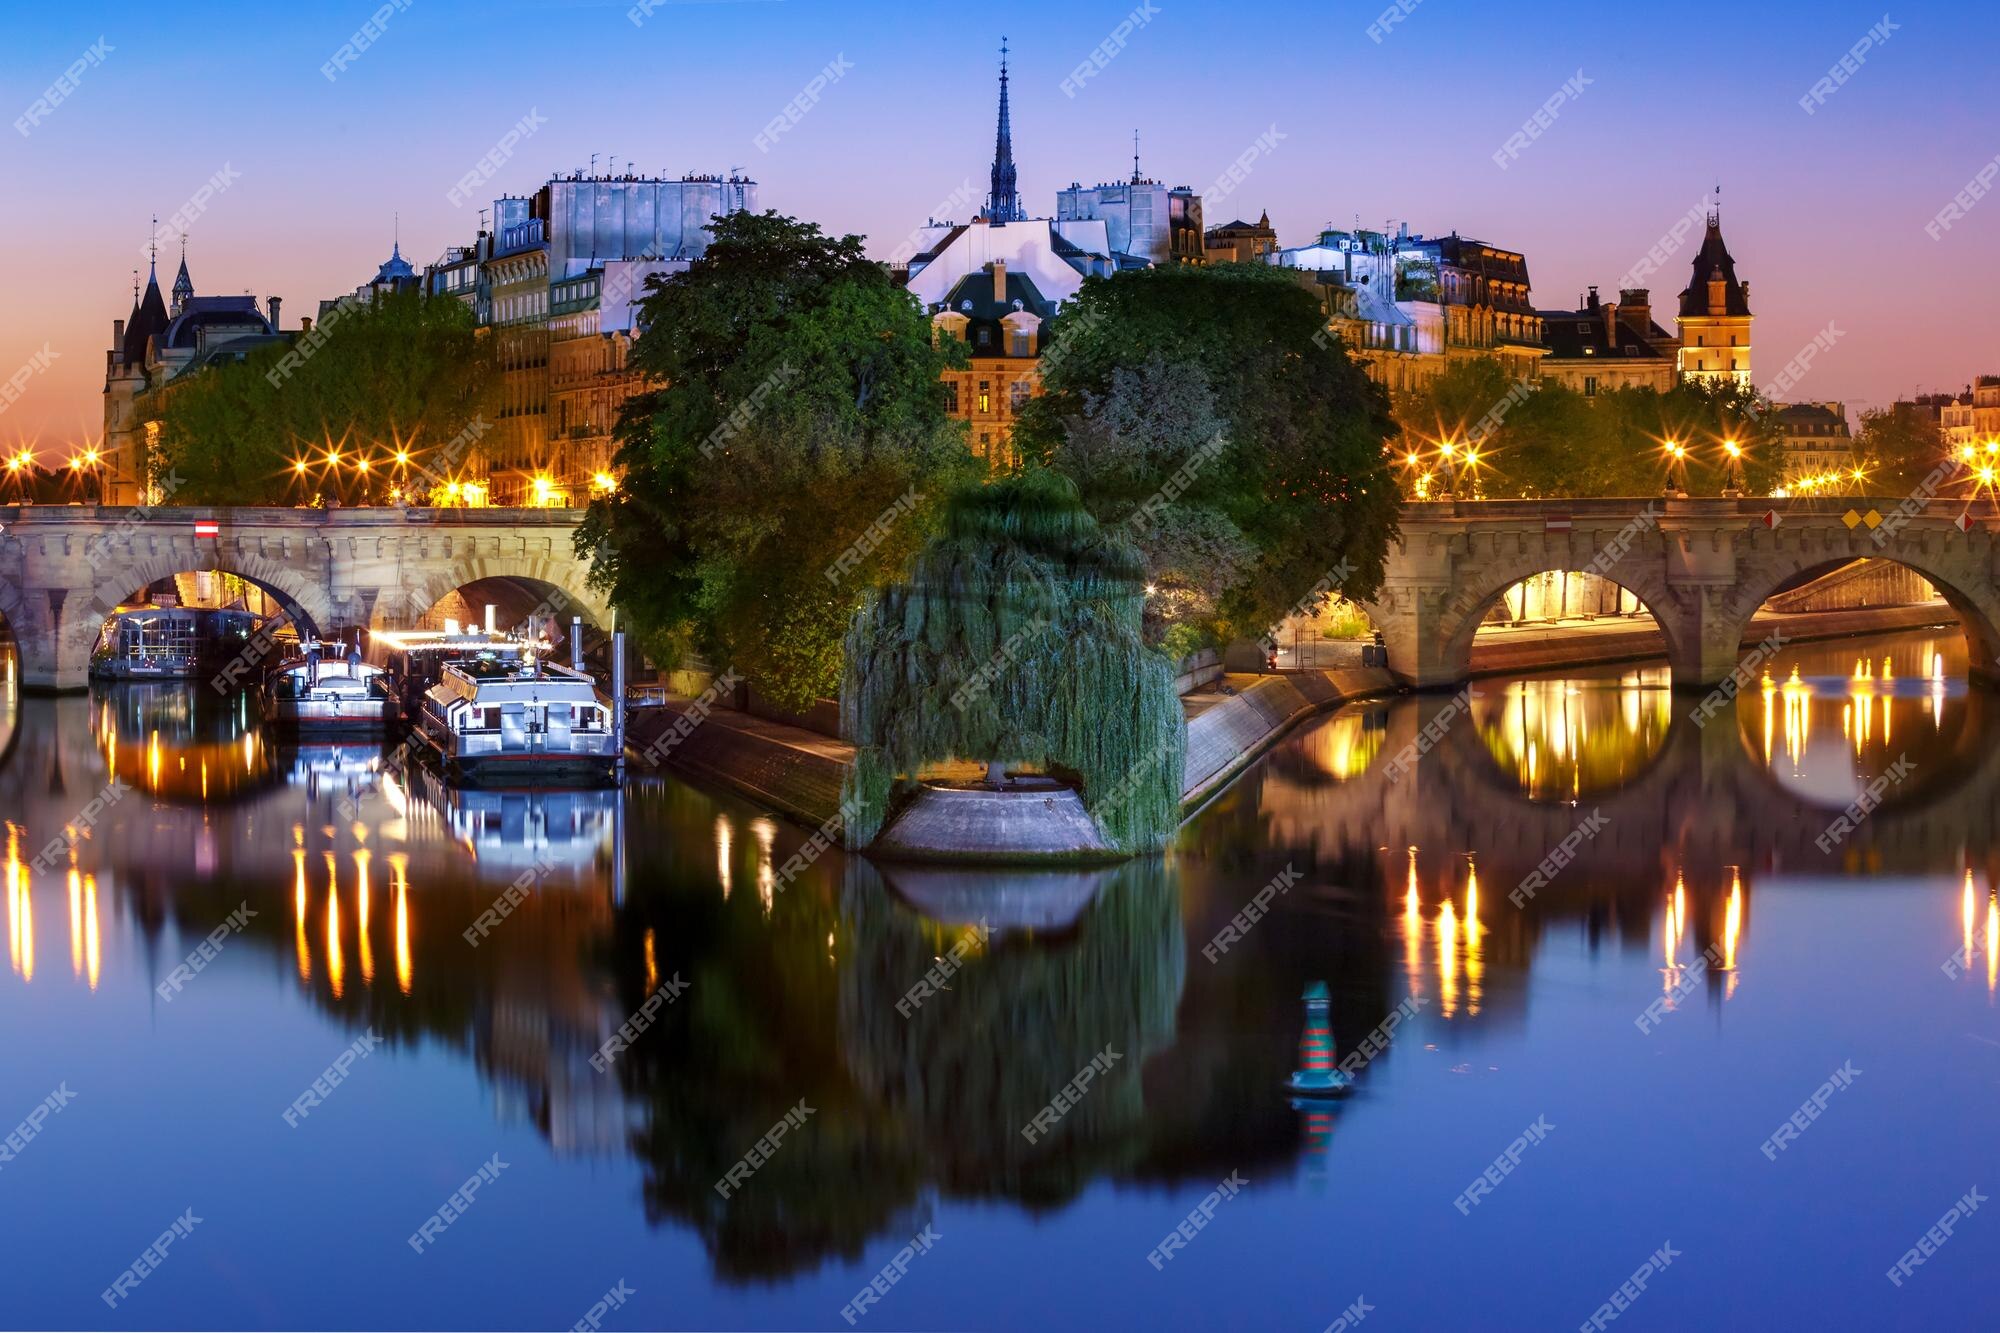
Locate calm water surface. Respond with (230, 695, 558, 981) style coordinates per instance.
(2, 629, 1996, 1330)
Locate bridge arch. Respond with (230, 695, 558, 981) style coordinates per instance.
(380, 552, 611, 636)
(1722, 551, 2000, 679)
(56, 553, 335, 681)
(1425, 558, 1685, 689)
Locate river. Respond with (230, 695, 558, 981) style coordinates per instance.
(1, 628, 1993, 1330)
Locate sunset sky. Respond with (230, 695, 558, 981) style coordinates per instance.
(3, 0, 1995, 446)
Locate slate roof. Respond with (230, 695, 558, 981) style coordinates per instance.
(1679, 218, 1751, 317)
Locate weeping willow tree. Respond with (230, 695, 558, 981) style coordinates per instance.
(841, 470, 1185, 854)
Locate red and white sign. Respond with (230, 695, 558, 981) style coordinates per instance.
(1956, 511, 1975, 533)
(1763, 510, 1782, 530)
(193, 520, 219, 538)
(1544, 515, 1573, 532)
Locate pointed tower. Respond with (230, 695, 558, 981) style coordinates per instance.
(1676, 191, 1752, 388)
(986, 39, 1025, 223)
(171, 236, 194, 317)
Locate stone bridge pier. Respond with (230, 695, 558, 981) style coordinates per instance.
(0, 506, 609, 691)
(1361, 498, 2000, 690)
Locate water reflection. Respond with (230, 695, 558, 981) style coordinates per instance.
(3, 627, 1999, 1323)
(1474, 666, 1673, 800)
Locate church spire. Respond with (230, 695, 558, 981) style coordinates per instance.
(986, 38, 1024, 222)
(171, 233, 193, 317)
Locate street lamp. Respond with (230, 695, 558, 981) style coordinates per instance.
(1436, 439, 1458, 498)
(1722, 439, 1744, 497)
(1663, 441, 1688, 497)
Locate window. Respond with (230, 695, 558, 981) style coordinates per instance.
(978, 382, 991, 413)
(1011, 329, 1031, 356)
(1584, 376, 1598, 397)
(943, 381, 960, 413)
(1009, 380, 1031, 410)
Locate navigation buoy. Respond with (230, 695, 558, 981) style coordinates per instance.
(1287, 981, 1354, 1097)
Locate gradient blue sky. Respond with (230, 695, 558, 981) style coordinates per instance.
(3, 0, 1995, 446)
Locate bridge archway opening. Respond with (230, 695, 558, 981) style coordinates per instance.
(80, 567, 326, 687)
(1452, 568, 1681, 684)
(404, 576, 612, 669)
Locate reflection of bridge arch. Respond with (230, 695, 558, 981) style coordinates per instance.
(1247, 691, 2000, 888)
(1729, 677, 1996, 818)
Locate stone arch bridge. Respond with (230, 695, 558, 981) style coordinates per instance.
(0, 505, 607, 691)
(1362, 497, 2000, 688)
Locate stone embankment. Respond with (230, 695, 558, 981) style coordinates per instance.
(625, 602, 1957, 862)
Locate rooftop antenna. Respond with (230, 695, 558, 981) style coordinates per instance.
(1133, 128, 1141, 182)
(148, 215, 158, 277)
(590, 153, 598, 176)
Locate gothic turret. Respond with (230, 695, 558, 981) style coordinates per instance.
(170, 239, 194, 318)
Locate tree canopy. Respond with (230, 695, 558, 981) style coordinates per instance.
(1855, 404, 1953, 496)
(576, 211, 980, 711)
(1391, 359, 1785, 498)
(841, 469, 1185, 854)
(150, 289, 496, 505)
(1013, 263, 1400, 650)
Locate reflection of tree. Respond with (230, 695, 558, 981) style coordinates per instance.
(607, 862, 926, 1284)
(838, 860, 1183, 1209)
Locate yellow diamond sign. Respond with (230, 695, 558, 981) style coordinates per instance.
(1864, 509, 1883, 529)
(1842, 510, 1862, 528)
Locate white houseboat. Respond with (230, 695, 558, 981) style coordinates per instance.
(375, 629, 532, 719)
(415, 653, 617, 786)
(258, 640, 400, 734)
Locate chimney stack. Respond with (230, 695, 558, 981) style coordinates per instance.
(300, 316, 314, 336)
(113, 318, 126, 347)
(1617, 289, 1651, 334)
(268, 296, 283, 328)
(993, 259, 1007, 303)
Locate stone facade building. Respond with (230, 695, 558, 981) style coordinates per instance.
(426, 173, 756, 506)
(1204, 213, 1277, 264)
(103, 244, 284, 505)
(1771, 402, 1854, 489)
(1538, 286, 1679, 396)
(1055, 175, 1205, 266)
(1272, 226, 1543, 394)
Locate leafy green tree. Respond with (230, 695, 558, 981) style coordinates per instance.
(1856, 405, 1951, 496)
(151, 290, 495, 504)
(1031, 353, 1254, 644)
(577, 212, 979, 711)
(1015, 264, 1399, 647)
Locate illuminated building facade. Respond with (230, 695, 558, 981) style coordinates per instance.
(1675, 211, 1752, 387)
